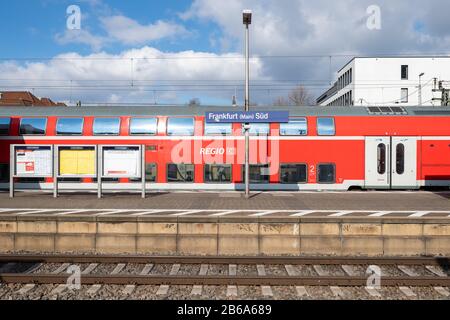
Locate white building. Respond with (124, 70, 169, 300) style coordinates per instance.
(316, 57, 450, 106)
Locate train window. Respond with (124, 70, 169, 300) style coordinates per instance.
(0, 164, 8, 182)
(245, 123, 270, 136)
(280, 164, 307, 184)
(146, 163, 157, 182)
(317, 164, 335, 183)
(377, 144, 386, 174)
(130, 118, 157, 135)
(56, 118, 83, 135)
(280, 118, 307, 136)
(396, 144, 405, 175)
(19, 118, 47, 135)
(242, 164, 270, 183)
(93, 118, 121, 135)
(0, 118, 11, 135)
(204, 123, 232, 135)
(317, 118, 335, 136)
(167, 118, 194, 136)
(167, 164, 194, 182)
(205, 164, 232, 183)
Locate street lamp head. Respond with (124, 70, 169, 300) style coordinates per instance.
(243, 9, 252, 25)
(419, 72, 425, 77)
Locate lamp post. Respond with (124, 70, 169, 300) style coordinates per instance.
(243, 9, 252, 198)
(419, 72, 425, 106)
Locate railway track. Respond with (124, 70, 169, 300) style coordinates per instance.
(0, 254, 449, 299)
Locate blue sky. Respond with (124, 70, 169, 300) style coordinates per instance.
(0, 0, 449, 105)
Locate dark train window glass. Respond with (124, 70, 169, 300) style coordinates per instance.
(204, 122, 232, 135)
(317, 118, 335, 136)
(56, 118, 83, 135)
(146, 163, 157, 182)
(318, 164, 335, 183)
(280, 118, 307, 136)
(244, 123, 270, 136)
(167, 164, 194, 182)
(280, 164, 307, 184)
(93, 118, 120, 135)
(377, 144, 386, 174)
(0, 118, 11, 135)
(130, 118, 157, 135)
(205, 164, 231, 183)
(242, 164, 270, 183)
(20, 118, 47, 135)
(0, 164, 9, 182)
(396, 144, 405, 175)
(167, 118, 194, 136)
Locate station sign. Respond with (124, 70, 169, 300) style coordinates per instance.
(205, 111, 289, 123)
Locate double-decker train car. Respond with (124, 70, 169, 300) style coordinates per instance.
(1, 105, 450, 192)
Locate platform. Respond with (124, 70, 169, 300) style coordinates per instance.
(0, 191, 450, 256)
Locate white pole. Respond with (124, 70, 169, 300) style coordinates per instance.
(244, 22, 250, 198)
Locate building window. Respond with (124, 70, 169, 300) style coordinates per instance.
(242, 164, 270, 183)
(401, 88, 409, 103)
(205, 164, 232, 183)
(167, 118, 195, 136)
(204, 122, 232, 135)
(20, 118, 47, 135)
(130, 118, 157, 135)
(0, 118, 11, 135)
(377, 144, 386, 174)
(244, 123, 270, 136)
(280, 118, 307, 135)
(317, 117, 335, 135)
(280, 164, 307, 184)
(56, 118, 83, 135)
(401, 65, 408, 80)
(0, 164, 8, 182)
(396, 144, 405, 175)
(93, 118, 121, 135)
(167, 164, 194, 182)
(317, 164, 335, 183)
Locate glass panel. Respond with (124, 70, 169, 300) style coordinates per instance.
(280, 119, 307, 136)
(56, 118, 83, 135)
(317, 118, 335, 136)
(167, 164, 194, 182)
(167, 118, 194, 136)
(245, 123, 270, 135)
(243, 164, 270, 183)
(204, 122, 232, 135)
(0, 164, 8, 182)
(0, 118, 10, 135)
(377, 144, 386, 174)
(130, 118, 157, 135)
(205, 164, 231, 183)
(401, 88, 408, 103)
(401, 65, 408, 80)
(396, 144, 405, 175)
(93, 118, 120, 135)
(20, 118, 47, 135)
(145, 163, 157, 182)
(280, 164, 307, 183)
(318, 164, 335, 183)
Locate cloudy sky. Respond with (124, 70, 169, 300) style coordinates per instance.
(0, 0, 449, 105)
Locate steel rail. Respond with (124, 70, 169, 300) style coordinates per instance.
(0, 273, 449, 287)
(0, 254, 449, 266)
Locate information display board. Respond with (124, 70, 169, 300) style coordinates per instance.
(102, 146, 141, 178)
(15, 146, 52, 176)
(59, 147, 96, 176)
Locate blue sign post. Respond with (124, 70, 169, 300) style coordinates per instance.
(205, 111, 289, 123)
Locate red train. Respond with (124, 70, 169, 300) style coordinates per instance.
(1, 105, 450, 191)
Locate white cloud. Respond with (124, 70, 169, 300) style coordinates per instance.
(55, 29, 109, 52)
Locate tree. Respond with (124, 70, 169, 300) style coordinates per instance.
(188, 98, 201, 106)
(273, 85, 314, 106)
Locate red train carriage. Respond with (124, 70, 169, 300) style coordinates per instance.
(1, 105, 450, 192)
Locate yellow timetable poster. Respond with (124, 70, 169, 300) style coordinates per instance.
(59, 150, 95, 175)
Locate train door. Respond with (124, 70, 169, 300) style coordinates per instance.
(391, 137, 418, 189)
(365, 137, 390, 189)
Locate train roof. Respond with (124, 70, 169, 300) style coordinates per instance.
(1, 105, 450, 117)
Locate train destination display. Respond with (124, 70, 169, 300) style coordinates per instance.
(205, 111, 289, 123)
(15, 146, 52, 176)
(103, 147, 140, 177)
(59, 148, 96, 176)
